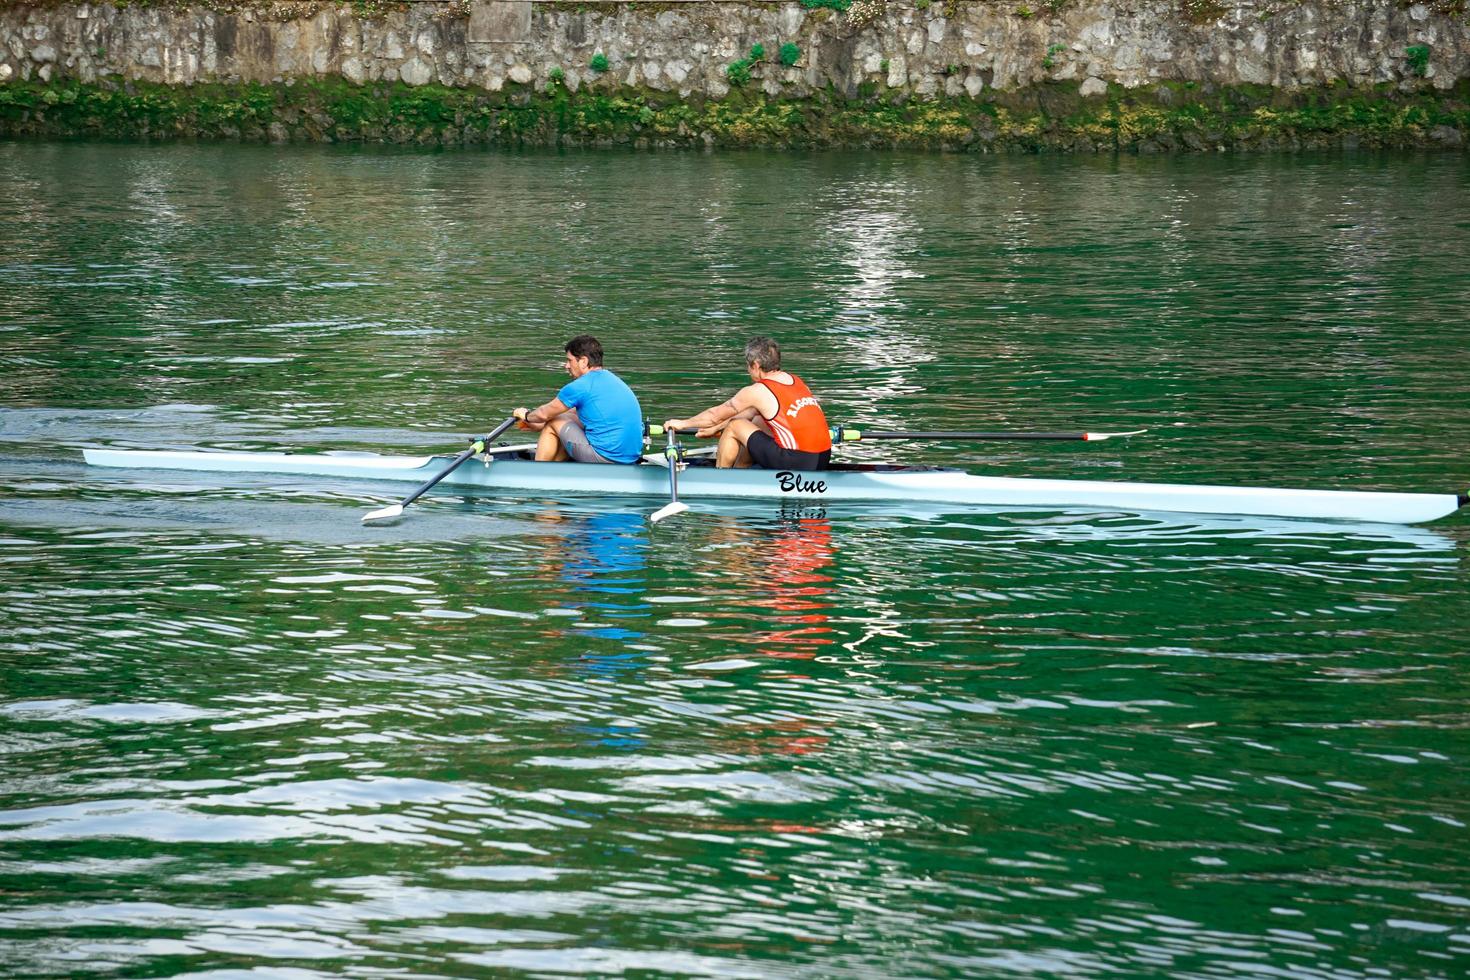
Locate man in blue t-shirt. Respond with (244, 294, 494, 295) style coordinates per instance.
(512, 335, 644, 464)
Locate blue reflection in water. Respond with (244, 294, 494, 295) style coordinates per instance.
(563, 511, 650, 597)
(548, 510, 654, 748)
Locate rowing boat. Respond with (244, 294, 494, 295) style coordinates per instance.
(81, 447, 1467, 525)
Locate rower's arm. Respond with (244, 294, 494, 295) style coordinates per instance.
(516, 397, 570, 430)
(667, 398, 738, 433)
(666, 385, 769, 434)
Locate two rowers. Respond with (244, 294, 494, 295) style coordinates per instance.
(513, 334, 831, 471)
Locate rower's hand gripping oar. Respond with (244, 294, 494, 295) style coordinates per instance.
(362, 416, 517, 524)
(649, 426, 692, 524)
(830, 427, 1148, 443)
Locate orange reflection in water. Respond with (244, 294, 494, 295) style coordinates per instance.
(724, 716, 831, 758)
(747, 507, 835, 662)
(712, 505, 838, 759)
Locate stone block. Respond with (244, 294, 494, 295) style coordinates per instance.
(1429, 124, 1462, 145)
(780, 5, 803, 35)
(469, 1, 531, 45)
(887, 53, 906, 88)
(400, 57, 431, 85)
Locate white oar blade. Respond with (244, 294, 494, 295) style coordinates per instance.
(1084, 428, 1149, 441)
(650, 501, 690, 524)
(361, 503, 405, 524)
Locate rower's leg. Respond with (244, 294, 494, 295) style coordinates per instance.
(715, 428, 741, 468)
(538, 417, 572, 462)
(717, 419, 760, 469)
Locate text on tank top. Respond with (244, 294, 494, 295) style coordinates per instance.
(758, 373, 832, 453)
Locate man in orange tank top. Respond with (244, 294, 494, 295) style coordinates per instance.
(663, 337, 832, 471)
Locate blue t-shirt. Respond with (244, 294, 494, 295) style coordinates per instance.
(557, 369, 644, 463)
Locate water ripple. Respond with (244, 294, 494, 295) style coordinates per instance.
(1, 143, 1467, 978)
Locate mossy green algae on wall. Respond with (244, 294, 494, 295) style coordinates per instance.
(2, 76, 1467, 151)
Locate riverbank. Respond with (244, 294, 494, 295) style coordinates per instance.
(2, 0, 1468, 150)
(2, 73, 1467, 150)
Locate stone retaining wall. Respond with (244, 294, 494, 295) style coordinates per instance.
(2, 1, 1465, 98)
(1, 1, 1467, 150)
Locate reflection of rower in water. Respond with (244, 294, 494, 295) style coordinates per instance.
(662, 336, 832, 471)
(708, 507, 836, 762)
(529, 508, 651, 675)
(525, 508, 654, 752)
(752, 506, 835, 662)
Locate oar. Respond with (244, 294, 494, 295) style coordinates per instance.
(832, 427, 1148, 442)
(650, 426, 692, 524)
(362, 416, 516, 524)
(651, 424, 1148, 443)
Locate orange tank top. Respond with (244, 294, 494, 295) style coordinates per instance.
(758, 373, 832, 453)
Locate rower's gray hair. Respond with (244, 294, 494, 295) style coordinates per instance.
(744, 336, 781, 372)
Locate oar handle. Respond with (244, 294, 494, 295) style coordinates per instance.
(646, 423, 703, 437)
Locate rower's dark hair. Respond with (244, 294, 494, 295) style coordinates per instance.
(744, 336, 781, 371)
(564, 334, 604, 367)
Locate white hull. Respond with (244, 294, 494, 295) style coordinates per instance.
(81, 448, 1465, 525)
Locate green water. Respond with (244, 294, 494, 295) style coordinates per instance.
(2, 141, 1469, 978)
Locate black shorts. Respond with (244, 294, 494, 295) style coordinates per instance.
(747, 430, 831, 471)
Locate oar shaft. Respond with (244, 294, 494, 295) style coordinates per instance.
(398, 416, 516, 508)
(842, 430, 1091, 441)
(649, 427, 691, 523)
(666, 432, 681, 504)
(649, 423, 1145, 443)
(833, 428, 1147, 443)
